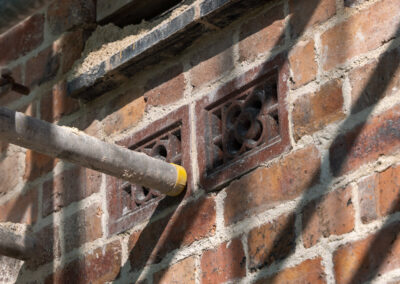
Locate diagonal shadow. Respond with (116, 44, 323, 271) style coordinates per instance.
(264, 21, 400, 284)
(114, 0, 329, 282)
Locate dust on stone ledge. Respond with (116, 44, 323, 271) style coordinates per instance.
(68, 3, 191, 80)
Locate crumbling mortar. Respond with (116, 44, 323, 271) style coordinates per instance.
(188, 102, 201, 194)
(320, 246, 336, 284)
(215, 189, 227, 233)
(375, 268, 400, 283)
(194, 254, 201, 284)
(99, 173, 108, 238)
(351, 181, 362, 233)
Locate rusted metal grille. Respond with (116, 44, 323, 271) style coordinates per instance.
(205, 77, 280, 174)
(119, 124, 182, 211)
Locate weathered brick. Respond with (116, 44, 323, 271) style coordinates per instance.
(42, 166, 101, 217)
(349, 47, 400, 114)
(24, 150, 55, 181)
(255, 258, 326, 283)
(292, 79, 344, 140)
(47, 0, 95, 35)
(330, 105, 400, 176)
(289, 39, 317, 88)
(248, 214, 295, 270)
(70, 105, 103, 137)
(40, 81, 80, 122)
(0, 65, 24, 106)
(129, 196, 216, 269)
(358, 165, 400, 223)
(190, 32, 234, 88)
(154, 256, 197, 284)
(27, 224, 60, 270)
(0, 142, 8, 154)
(321, 0, 400, 71)
(333, 222, 400, 283)
(224, 146, 320, 225)
(0, 14, 44, 65)
(0, 187, 38, 224)
(302, 186, 355, 248)
(144, 64, 185, 107)
(55, 29, 88, 74)
(63, 204, 103, 253)
(25, 46, 60, 88)
(289, 0, 336, 39)
(45, 241, 121, 284)
(201, 238, 246, 283)
(103, 95, 146, 136)
(0, 153, 22, 194)
(239, 4, 285, 62)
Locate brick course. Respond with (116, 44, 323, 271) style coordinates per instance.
(1, 0, 400, 282)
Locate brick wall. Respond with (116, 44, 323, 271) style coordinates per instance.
(0, 0, 400, 283)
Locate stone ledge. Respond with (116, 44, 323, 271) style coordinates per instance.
(67, 0, 267, 101)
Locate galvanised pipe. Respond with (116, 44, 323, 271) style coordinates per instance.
(0, 0, 51, 34)
(0, 106, 187, 196)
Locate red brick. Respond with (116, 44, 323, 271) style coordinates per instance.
(302, 186, 355, 248)
(63, 204, 103, 253)
(330, 105, 400, 177)
(292, 79, 345, 140)
(27, 224, 60, 270)
(42, 166, 101, 217)
(0, 14, 44, 65)
(320, 0, 400, 71)
(224, 146, 320, 225)
(70, 106, 103, 137)
(0, 187, 38, 224)
(201, 238, 246, 283)
(47, 0, 95, 35)
(40, 81, 80, 122)
(103, 95, 146, 136)
(154, 256, 197, 284)
(289, 39, 317, 88)
(333, 222, 400, 283)
(128, 196, 216, 269)
(144, 64, 185, 107)
(55, 29, 88, 74)
(239, 4, 285, 62)
(0, 142, 8, 154)
(25, 46, 60, 88)
(45, 241, 121, 284)
(24, 150, 55, 181)
(190, 32, 234, 88)
(358, 165, 400, 223)
(0, 65, 24, 106)
(289, 0, 336, 38)
(0, 153, 23, 194)
(255, 258, 326, 284)
(349, 46, 400, 114)
(248, 214, 295, 270)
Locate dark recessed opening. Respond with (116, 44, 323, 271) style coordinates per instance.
(98, 0, 184, 27)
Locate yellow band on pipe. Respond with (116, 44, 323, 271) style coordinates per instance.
(167, 164, 187, 196)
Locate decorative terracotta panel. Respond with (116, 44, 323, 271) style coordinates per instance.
(196, 54, 290, 191)
(107, 106, 191, 235)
